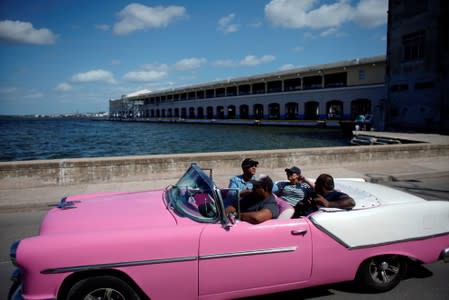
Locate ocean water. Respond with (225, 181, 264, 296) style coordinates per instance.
(0, 118, 349, 162)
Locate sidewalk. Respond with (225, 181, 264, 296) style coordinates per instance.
(1, 155, 448, 212)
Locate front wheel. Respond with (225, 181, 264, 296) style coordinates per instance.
(356, 255, 407, 292)
(66, 275, 141, 300)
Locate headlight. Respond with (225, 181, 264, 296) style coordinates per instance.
(10, 240, 20, 267)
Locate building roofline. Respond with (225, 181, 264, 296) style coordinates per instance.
(121, 54, 386, 100)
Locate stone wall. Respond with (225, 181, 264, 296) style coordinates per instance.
(1, 143, 448, 189)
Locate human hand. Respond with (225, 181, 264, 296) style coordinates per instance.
(225, 205, 236, 214)
(312, 194, 330, 207)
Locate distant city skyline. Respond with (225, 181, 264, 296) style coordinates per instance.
(0, 0, 387, 115)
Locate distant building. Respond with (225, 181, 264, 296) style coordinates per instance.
(110, 55, 386, 129)
(386, 0, 449, 132)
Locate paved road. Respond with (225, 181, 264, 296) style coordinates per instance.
(1, 175, 448, 299)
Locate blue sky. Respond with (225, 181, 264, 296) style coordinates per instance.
(0, 0, 387, 115)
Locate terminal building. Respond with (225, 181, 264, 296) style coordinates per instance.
(110, 55, 386, 129)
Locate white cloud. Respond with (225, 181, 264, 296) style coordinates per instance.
(141, 63, 169, 72)
(320, 27, 337, 37)
(212, 55, 275, 68)
(95, 24, 110, 31)
(353, 0, 388, 28)
(218, 13, 239, 33)
(265, 0, 386, 29)
(293, 46, 304, 52)
(71, 70, 117, 84)
(55, 83, 73, 92)
(0, 87, 17, 94)
(240, 55, 276, 66)
(0, 20, 57, 44)
(113, 3, 187, 35)
(279, 64, 296, 71)
(173, 57, 207, 71)
(123, 70, 167, 82)
(212, 59, 236, 67)
(24, 92, 43, 99)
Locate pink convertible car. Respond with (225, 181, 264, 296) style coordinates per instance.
(9, 163, 449, 300)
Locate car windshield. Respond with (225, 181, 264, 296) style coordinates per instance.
(167, 164, 220, 223)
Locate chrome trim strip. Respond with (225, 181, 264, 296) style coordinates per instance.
(42, 246, 298, 274)
(41, 256, 197, 274)
(200, 246, 297, 260)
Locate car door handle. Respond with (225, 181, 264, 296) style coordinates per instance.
(291, 229, 307, 236)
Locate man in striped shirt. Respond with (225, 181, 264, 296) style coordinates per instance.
(274, 166, 315, 217)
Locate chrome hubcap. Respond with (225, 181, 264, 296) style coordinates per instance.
(84, 288, 125, 300)
(369, 257, 401, 284)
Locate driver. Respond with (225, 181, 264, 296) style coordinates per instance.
(226, 176, 279, 224)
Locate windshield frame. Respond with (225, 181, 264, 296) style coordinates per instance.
(167, 164, 225, 224)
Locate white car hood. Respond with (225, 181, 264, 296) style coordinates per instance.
(310, 180, 449, 248)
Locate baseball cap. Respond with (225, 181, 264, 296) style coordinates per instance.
(241, 158, 259, 169)
(285, 166, 301, 175)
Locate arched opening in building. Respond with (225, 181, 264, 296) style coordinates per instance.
(197, 107, 204, 119)
(167, 108, 172, 118)
(207, 106, 214, 119)
(181, 108, 187, 118)
(150, 109, 155, 118)
(156, 109, 160, 118)
(228, 105, 236, 119)
(217, 106, 225, 119)
(174, 108, 179, 118)
(351, 99, 372, 119)
(304, 101, 319, 120)
(326, 100, 343, 120)
(240, 105, 249, 119)
(285, 102, 298, 119)
(268, 103, 280, 119)
(189, 107, 195, 118)
(254, 104, 264, 119)
(161, 109, 166, 118)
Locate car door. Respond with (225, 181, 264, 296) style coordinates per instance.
(198, 218, 312, 297)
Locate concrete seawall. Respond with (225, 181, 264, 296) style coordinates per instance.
(1, 142, 449, 189)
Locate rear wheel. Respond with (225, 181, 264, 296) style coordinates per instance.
(66, 275, 140, 300)
(356, 255, 407, 292)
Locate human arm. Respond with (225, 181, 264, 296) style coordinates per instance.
(300, 176, 315, 189)
(240, 208, 273, 224)
(313, 192, 355, 209)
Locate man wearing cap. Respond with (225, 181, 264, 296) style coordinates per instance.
(274, 166, 315, 217)
(226, 176, 280, 224)
(228, 158, 259, 199)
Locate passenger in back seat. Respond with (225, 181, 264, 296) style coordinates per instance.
(313, 174, 355, 209)
(273, 166, 315, 217)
